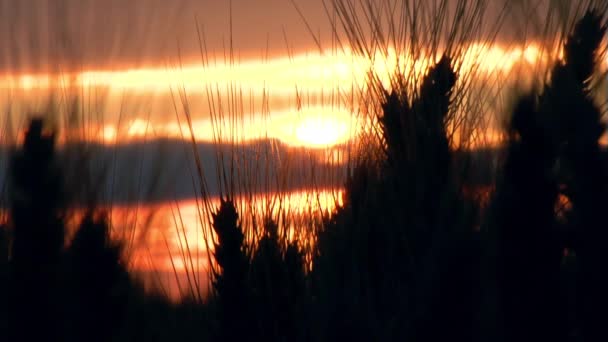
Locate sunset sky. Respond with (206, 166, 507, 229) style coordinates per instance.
(1, 0, 601, 150)
(0, 0, 560, 71)
(0, 1, 606, 192)
(0, 0, 600, 76)
(0, 0, 606, 293)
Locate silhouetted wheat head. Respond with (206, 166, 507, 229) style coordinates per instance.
(486, 8, 608, 341)
(66, 212, 131, 342)
(210, 197, 252, 339)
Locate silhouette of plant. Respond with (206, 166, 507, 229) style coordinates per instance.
(486, 10, 607, 341)
(312, 160, 380, 340)
(65, 212, 131, 342)
(210, 198, 252, 340)
(249, 218, 308, 341)
(283, 240, 308, 340)
(383, 55, 458, 259)
(250, 218, 284, 340)
(538, 10, 608, 341)
(0, 224, 9, 333)
(7, 118, 66, 341)
(488, 95, 564, 342)
(1, 5, 606, 342)
(313, 55, 478, 340)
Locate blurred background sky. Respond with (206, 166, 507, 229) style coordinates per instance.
(0, 0, 558, 73)
(0, 0, 605, 289)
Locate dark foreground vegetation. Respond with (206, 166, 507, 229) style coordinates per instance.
(0, 9, 607, 342)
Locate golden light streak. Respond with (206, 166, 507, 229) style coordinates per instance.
(1, 41, 606, 149)
(0, 42, 593, 93)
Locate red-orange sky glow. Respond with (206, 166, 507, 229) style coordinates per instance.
(1, 0, 607, 300)
(2, 42, 601, 149)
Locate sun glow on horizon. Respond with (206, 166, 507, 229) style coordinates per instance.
(1, 41, 606, 150)
(88, 105, 358, 148)
(295, 116, 351, 147)
(0, 41, 599, 93)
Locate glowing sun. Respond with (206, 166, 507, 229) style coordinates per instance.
(294, 116, 351, 148)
